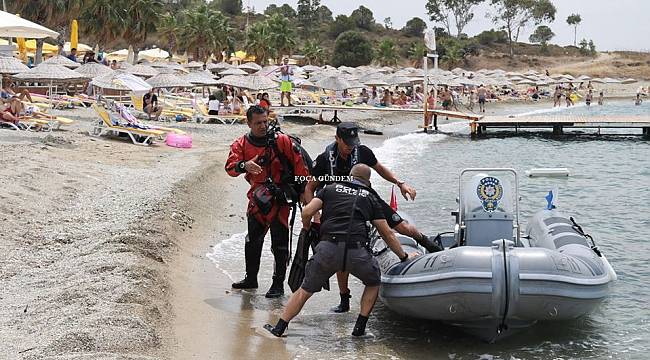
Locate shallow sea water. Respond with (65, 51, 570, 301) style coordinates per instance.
(208, 101, 649, 359)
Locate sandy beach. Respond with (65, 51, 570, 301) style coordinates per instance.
(0, 106, 415, 359)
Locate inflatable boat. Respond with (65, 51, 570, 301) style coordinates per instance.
(374, 168, 616, 342)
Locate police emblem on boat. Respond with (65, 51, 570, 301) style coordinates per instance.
(477, 177, 503, 212)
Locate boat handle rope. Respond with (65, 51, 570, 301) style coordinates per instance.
(569, 216, 602, 257)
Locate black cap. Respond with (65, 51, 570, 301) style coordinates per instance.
(336, 122, 360, 146)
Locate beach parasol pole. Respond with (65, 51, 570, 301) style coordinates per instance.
(423, 29, 438, 132)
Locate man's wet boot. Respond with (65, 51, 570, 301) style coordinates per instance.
(265, 276, 284, 298)
(420, 234, 444, 253)
(331, 291, 351, 313)
(263, 318, 288, 337)
(352, 314, 369, 336)
(232, 276, 258, 289)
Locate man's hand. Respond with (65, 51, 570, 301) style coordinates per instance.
(245, 155, 262, 175)
(399, 182, 417, 201)
(408, 252, 419, 259)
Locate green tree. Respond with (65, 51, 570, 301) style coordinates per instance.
(297, 0, 320, 27)
(350, 6, 375, 30)
(529, 25, 554, 53)
(82, 0, 127, 48)
(266, 14, 297, 61)
(245, 22, 275, 64)
(158, 12, 179, 56)
(566, 13, 582, 46)
(408, 41, 427, 66)
(331, 31, 373, 67)
(578, 38, 597, 57)
(475, 28, 509, 45)
(588, 40, 596, 55)
(265, 4, 297, 18)
(329, 15, 356, 38)
(178, 4, 234, 62)
(376, 39, 399, 66)
(426, 0, 484, 37)
(316, 5, 333, 23)
(302, 40, 326, 65)
(489, 0, 557, 56)
(402, 17, 427, 37)
(213, 0, 242, 15)
(123, 0, 164, 53)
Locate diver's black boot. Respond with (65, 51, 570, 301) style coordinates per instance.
(419, 234, 444, 253)
(265, 277, 285, 298)
(352, 314, 369, 336)
(232, 276, 258, 289)
(331, 291, 351, 313)
(263, 318, 289, 337)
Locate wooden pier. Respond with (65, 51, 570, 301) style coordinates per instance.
(473, 114, 650, 137)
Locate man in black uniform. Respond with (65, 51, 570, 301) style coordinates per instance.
(263, 164, 415, 338)
(304, 122, 442, 313)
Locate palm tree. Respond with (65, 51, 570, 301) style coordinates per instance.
(407, 41, 427, 67)
(302, 40, 325, 65)
(12, 0, 83, 63)
(245, 22, 276, 65)
(82, 0, 128, 48)
(178, 5, 234, 62)
(266, 14, 297, 62)
(376, 39, 398, 67)
(158, 13, 179, 57)
(123, 0, 164, 55)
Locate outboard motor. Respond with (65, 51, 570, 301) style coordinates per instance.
(456, 169, 520, 247)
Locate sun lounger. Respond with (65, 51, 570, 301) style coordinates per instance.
(91, 104, 164, 146)
(192, 98, 245, 125)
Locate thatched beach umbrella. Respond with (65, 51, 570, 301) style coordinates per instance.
(302, 65, 321, 73)
(216, 74, 278, 91)
(13, 64, 88, 105)
(0, 56, 29, 74)
(182, 71, 219, 86)
(146, 73, 193, 88)
(184, 61, 204, 69)
(207, 62, 233, 72)
(239, 62, 262, 72)
(127, 64, 159, 78)
(75, 62, 114, 78)
(219, 67, 248, 76)
(42, 55, 80, 69)
(315, 76, 359, 91)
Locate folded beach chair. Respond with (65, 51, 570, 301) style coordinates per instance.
(192, 97, 245, 125)
(91, 104, 164, 146)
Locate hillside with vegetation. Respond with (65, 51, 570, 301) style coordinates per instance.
(8, 0, 650, 78)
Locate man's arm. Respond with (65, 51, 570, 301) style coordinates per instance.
(372, 162, 417, 201)
(301, 198, 323, 229)
(225, 139, 262, 177)
(372, 219, 409, 260)
(303, 180, 320, 203)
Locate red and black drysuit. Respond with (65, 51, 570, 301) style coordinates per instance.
(226, 132, 310, 283)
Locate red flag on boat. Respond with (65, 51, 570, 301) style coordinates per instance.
(390, 186, 398, 211)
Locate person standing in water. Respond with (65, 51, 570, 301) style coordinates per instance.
(598, 91, 604, 105)
(477, 85, 487, 113)
(586, 90, 593, 106)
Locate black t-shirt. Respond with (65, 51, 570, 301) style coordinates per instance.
(316, 182, 385, 237)
(312, 144, 378, 182)
(143, 93, 157, 106)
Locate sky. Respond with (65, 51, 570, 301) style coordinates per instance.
(243, 0, 650, 51)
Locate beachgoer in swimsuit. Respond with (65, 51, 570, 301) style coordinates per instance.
(477, 85, 487, 113)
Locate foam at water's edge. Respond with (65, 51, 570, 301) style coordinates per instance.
(514, 103, 587, 117)
(206, 232, 247, 282)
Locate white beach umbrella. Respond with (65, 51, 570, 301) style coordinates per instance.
(602, 77, 621, 84)
(0, 56, 29, 74)
(42, 55, 80, 69)
(590, 78, 605, 84)
(0, 10, 59, 38)
(146, 73, 193, 88)
(216, 74, 278, 91)
(621, 78, 637, 84)
(75, 63, 114, 78)
(219, 67, 248, 76)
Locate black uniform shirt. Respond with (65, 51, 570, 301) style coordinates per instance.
(312, 145, 378, 181)
(316, 182, 385, 237)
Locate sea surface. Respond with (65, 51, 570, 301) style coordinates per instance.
(208, 101, 649, 359)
